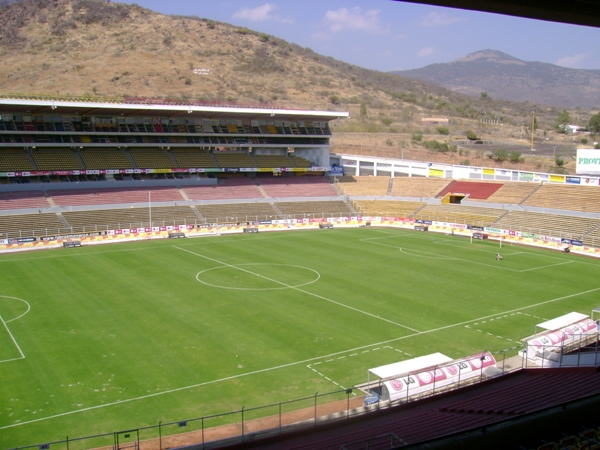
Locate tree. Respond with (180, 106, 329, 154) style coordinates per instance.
(555, 153, 568, 168)
(555, 109, 572, 132)
(589, 113, 600, 133)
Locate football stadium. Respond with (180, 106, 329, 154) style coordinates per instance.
(2, 95, 600, 450)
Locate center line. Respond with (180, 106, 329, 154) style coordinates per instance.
(174, 246, 421, 333)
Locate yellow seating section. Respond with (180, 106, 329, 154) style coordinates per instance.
(352, 200, 425, 218)
(335, 176, 390, 196)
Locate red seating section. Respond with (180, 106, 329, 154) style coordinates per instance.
(222, 368, 600, 450)
(49, 187, 184, 206)
(0, 191, 51, 210)
(182, 178, 262, 200)
(438, 181, 503, 200)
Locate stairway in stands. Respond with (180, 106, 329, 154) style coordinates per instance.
(270, 203, 285, 218)
(518, 183, 543, 204)
(387, 178, 394, 196)
(252, 179, 271, 199)
(44, 191, 57, 207)
(56, 212, 70, 229)
(190, 206, 206, 223)
(178, 187, 190, 201)
(343, 196, 359, 216)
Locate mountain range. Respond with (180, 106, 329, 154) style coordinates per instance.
(392, 50, 600, 109)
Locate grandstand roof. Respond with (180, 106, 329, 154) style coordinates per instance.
(0, 97, 349, 122)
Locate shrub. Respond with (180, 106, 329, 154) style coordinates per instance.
(465, 130, 478, 140)
(508, 151, 524, 163)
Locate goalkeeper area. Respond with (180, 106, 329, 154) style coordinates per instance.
(1, 227, 599, 448)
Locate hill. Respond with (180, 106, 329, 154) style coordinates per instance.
(392, 50, 600, 109)
(0, 1, 586, 126)
(0, 0, 595, 173)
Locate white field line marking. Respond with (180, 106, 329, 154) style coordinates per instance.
(1, 296, 31, 324)
(175, 246, 421, 333)
(518, 261, 574, 272)
(396, 245, 575, 273)
(0, 314, 25, 362)
(362, 232, 578, 268)
(0, 233, 299, 264)
(3, 285, 599, 431)
(306, 345, 409, 393)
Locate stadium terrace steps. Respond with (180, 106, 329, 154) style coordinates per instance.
(213, 152, 256, 168)
(78, 148, 134, 170)
(225, 369, 600, 450)
(182, 178, 262, 200)
(195, 202, 280, 223)
(49, 186, 185, 206)
(521, 183, 600, 213)
(438, 180, 504, 200)
(257, 177, 339, 198)
(439, 371, 600, 417)
(478, 181, 541, 205)
(31, 147, 83, 171)
(0, 148, 35, 172)
(334, 176, 390, 197)
(414, 204, 506, 226)
(0, 190, 52, 211)
(492, 211, 600, 242)
(61, 206, 202, 230)
(390, 177, 452, 198)
(170, 147, 219, 168)
(352, 200, 425, 218)
(129, 148, 177, 169)
(275, 200, 353, 218)
(0, 213, 66, 236)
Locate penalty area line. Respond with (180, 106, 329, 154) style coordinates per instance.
(0, 314, 25, 362)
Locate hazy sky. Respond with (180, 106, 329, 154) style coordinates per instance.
(116, 0, 600, 72)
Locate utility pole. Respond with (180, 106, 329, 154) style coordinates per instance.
(530, 111, 536, 150)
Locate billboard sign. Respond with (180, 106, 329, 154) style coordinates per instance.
(576, 149, 600, 175)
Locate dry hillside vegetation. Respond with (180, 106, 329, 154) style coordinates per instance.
(1, 0, 579, 123)
(0, 0, 594, 174)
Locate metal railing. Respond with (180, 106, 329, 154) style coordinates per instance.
(9, 342, 600, 450)
(0, 212, 353, 240)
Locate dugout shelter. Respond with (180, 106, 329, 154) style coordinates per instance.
(521, 312, 599, 366)
(363, 351, 498, 403)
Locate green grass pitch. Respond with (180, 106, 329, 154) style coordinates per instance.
(1, 227, 599, 447)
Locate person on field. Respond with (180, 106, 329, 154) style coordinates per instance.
(496, 252, 503, 261)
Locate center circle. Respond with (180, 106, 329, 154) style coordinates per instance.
(196, 263, 320, 291)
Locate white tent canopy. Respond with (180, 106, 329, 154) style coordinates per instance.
(536, 312, 588, 332)
(368, 353, 452, 382)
